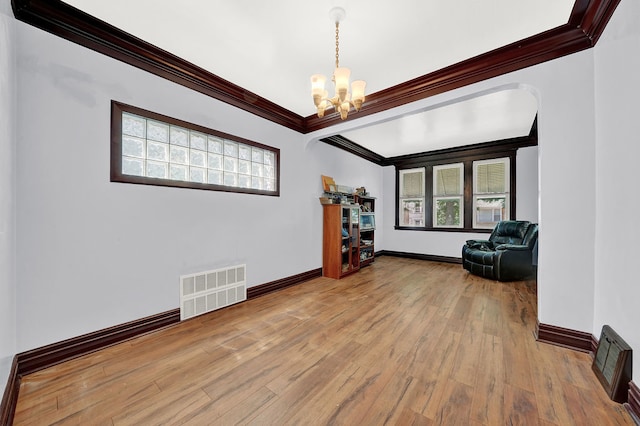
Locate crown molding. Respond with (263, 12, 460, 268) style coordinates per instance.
(11, 0, 307, 132)
(387, 134, 536, 169)
(12, 0, 621, 134)
(304, 0, 620, 132)
(319, 135, 389, 166)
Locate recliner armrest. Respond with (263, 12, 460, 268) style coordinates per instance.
(465, 239, 494, 251)
(495, 244, 530, 251)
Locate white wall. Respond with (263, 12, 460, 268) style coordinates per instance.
(304, 140, 385, 250)
(6, 0, 637, 400)
(516, 145, 539, 223)
(536, 54, 598, 334)
(594, 0, 640, 374)
(310, 51, 599, 334)
(384, 54, 598, 333)
(13, 20, 382, 352)
(0, 0, 17, 394)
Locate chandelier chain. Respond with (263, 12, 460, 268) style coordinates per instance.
(335, 22, 340, 69)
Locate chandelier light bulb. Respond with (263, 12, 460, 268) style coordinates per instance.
(351, 80, 366, 111)
(311, 74, 327, 106)
(333, 67, 351, 102)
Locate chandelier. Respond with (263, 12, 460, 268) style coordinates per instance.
(310, 7, 366, 120)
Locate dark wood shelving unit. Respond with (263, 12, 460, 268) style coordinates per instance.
(322, 204, 360, 279)
(355, 195, 376, 267)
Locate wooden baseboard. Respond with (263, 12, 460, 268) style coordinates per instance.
(0, 267, 321, 423)
(378, 250, 462, 264)
(14, 267, 321, 377)
(16, 309, 181, 377)
(536, 322, 594, 353)
(0, 357, 19, 426)
(247, 268, 322, 299)
(626, 381, 640, 425)
(538, 324, 639, 422)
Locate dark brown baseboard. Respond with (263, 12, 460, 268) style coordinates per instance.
(538, 324, 639, 422)
(536, 322, 594, 353)
(0, 267, 321, 423)
(15, 267, 321, 377)
(0, 357, 19, 426)
(378, 250, 462, 264)
(17, 309, 181, 377)
(247, 268, 322, 299)
(626, 381, 640, 425)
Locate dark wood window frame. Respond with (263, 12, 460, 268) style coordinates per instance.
(392, 134, 536, 233)
(111, 101, 280, 196)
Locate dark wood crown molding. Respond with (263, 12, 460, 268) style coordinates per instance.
(388, 133, 536, 169)
(319, 136, 388, 166)
(303, 0, 621, 132)
(12, 0, 620, 134)
(11, 0, 307, 132)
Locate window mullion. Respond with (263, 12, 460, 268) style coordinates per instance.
(464, 160, 473, 229)
(425, 165, 433, 228)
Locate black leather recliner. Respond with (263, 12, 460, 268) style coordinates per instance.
(462, 220, 538, 281)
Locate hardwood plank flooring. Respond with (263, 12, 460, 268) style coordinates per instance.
(13, 257, 634, 425)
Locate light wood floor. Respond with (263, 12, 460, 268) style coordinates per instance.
(14, 257, 633, 425)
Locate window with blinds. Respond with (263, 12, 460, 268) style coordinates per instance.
(399, 168, 425, 227)
(433, 163, 463, 228)
(473, 158, 509, 228)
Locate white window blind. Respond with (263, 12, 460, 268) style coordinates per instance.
(399, 168, 425, 227)
(433, 163, 463, 228)
(473, 158, 509, 229)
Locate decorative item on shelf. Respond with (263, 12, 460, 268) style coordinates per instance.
(360, 248, 373, 261)
(321, 175, 336, 192)
(311, 7, 366, 120)
(336, 185, 353, 194)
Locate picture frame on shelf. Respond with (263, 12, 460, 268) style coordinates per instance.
(321, 175, 335, 192)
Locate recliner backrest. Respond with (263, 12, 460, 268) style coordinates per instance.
(522, 223, 538, 250)
(489, 220, 531, 245)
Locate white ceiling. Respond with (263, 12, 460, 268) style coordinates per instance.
(63, 0, 574, 157)
(340, 88, 538, 158)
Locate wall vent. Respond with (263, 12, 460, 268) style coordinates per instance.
(180, 264, 247, 320)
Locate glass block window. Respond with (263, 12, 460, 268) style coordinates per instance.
(473, 158, 509, 229)
(112, 101, 279, 195)
(433, 163, 463, 228)
(399, 168, 425, 227)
